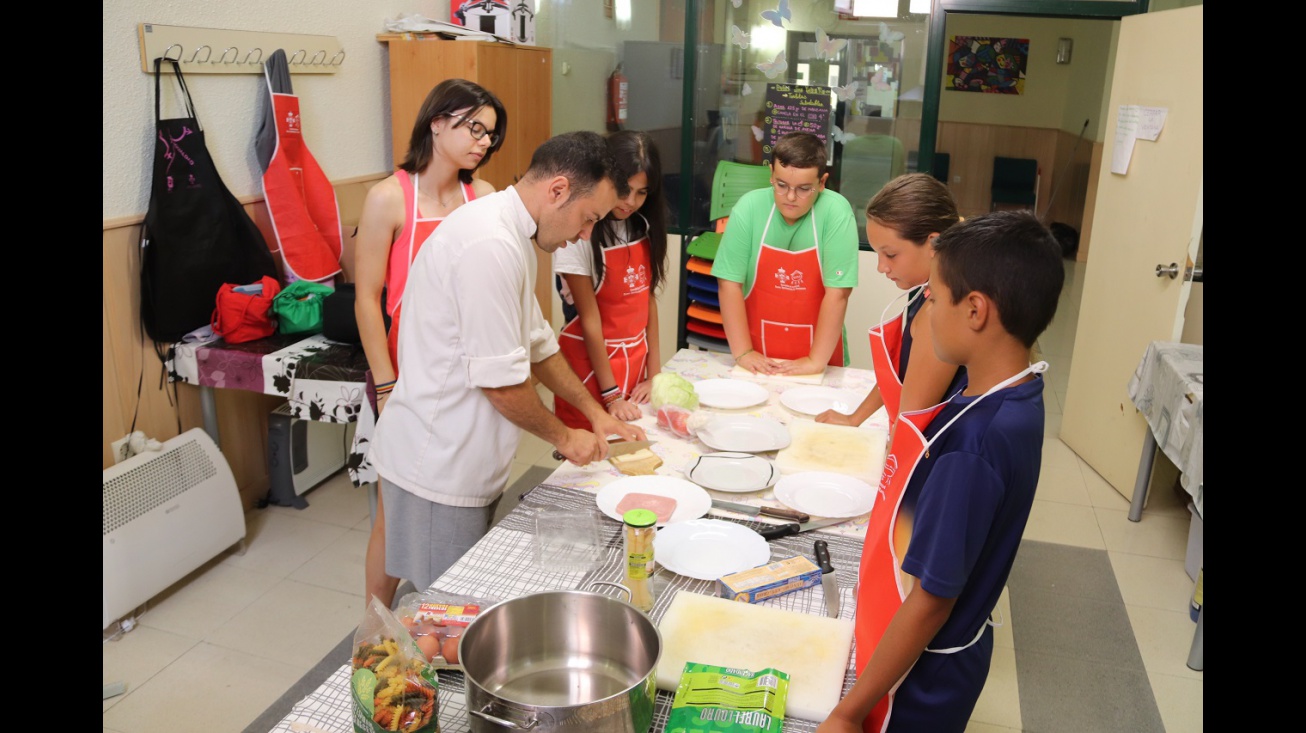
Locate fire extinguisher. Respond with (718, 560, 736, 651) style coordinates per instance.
(607, 65, 628, 132)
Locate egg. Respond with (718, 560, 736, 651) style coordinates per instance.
(415, 634, 442, 662)
(441, 635, 460, 665)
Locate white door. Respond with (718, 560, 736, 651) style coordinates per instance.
(1059, 4, 1202, 500)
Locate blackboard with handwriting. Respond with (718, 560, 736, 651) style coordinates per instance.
(761, 83, 834, 165)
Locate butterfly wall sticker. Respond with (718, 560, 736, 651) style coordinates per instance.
(761, 0, 791, 29)
(731, 24, 750, 50)
(816, 28, 847, 60)
(755, 49, 787, 79)
(731, 0, 742, 7)
(832, 80, 859, 103)
(751, 125, 765, 142)
(741, 82, 754, 97)
(831, 125, 856, 145)
(878, 21, 906, 55)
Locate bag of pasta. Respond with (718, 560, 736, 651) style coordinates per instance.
(350, 595, 440, 733)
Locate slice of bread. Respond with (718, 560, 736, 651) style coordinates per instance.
(609, 448, 664, 476)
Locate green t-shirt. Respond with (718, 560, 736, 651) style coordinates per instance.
(711, 186, 860, 295)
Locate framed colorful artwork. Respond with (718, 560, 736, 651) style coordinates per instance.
(946, 36, 1028, 95)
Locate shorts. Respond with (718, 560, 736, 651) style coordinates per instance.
(381, 475, 501, 593)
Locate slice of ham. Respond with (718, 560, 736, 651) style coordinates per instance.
(616, 492, 678, 524)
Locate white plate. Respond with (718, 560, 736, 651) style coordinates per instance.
(773, 471, 876, 519)
(685, 452, 779, 493)
(697, 415, 791, 453)
(780, 386, 863, 417)
(694, 378, 770, 410)
(595, 475, 712, 526)
(654, 519, 771, 580)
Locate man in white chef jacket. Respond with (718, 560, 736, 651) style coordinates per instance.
(371, 131, 646, 593)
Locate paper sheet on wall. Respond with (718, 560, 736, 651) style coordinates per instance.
(1111, 104, 1168, 175)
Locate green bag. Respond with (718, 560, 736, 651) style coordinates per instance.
(271, 280, 335, 335)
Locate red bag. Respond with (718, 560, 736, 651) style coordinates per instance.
(211, 276, 281, 343)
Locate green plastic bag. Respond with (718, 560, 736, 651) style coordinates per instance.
(666, 662, 789, 733)
(271, 280, 334, 335)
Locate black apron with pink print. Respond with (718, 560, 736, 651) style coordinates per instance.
(140, 58, 278, 343)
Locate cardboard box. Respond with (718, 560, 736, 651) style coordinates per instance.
(718, 556, 822, 604)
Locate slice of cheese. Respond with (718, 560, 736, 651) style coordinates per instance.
(609, 448, 664, 477)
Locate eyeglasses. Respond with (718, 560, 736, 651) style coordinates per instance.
(772, 179, 818, 199)
(447, 113, 499, 146)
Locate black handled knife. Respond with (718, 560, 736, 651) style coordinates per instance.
(814, 539, 840, 618)
(758, 516, 847, 540)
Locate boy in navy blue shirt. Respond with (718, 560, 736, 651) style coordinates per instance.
(819, 210, 1065, 733)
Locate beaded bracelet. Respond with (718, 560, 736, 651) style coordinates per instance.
(602, 391, 624, 407)
(733, 348, 755, 363)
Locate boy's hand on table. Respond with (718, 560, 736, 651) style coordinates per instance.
(736, 350, 781, 374)
(774, 355, 824, 376)
(606, 397, 643, 422)
(815, 409, 857, 426)
(628, 378, 653, 404)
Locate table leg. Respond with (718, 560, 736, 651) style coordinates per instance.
(1128, 429, 1157, 522)
(200, 385, 221, 450)
(1187, 603, 1203, 671)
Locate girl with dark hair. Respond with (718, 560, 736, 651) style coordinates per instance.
(553, 130, 669, 428)
(353, 78, 506, 607)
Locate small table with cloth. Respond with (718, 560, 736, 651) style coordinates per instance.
(1125, 340, 1203, 670)
(168, 331, 379, 511)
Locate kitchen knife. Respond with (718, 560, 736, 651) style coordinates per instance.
(758, 516, 848, 540)
(710, 499, 809, 523)
(814, 539, 840, 618)
(552, 439, 654, 462)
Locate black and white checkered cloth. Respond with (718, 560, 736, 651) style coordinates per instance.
(267, 484, 862, 733)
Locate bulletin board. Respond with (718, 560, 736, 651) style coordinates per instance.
(760, 83, 835, 165)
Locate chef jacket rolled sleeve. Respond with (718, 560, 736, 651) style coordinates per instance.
(453, 235, 559, 389)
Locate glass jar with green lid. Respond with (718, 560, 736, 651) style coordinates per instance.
(622, 508, 658, 612)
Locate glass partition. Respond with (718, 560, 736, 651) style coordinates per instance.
(538, 1, 932, 244)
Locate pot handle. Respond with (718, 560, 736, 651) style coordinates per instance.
(586, 580, 632, 603)
(472, 704, 540, 730)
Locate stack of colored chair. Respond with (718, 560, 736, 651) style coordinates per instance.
(680, 161, 772, 353)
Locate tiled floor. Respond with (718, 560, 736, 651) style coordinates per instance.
(102, 260, 1203, 732)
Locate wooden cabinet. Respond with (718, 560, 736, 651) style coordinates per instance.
(381, 36, 554, 315)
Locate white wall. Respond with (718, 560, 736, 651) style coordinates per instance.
(103, 1, 436, 221)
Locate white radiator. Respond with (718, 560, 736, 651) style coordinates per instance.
(103, 428, 246, 629)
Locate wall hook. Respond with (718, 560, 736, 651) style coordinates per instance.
(329, 49, 346, 66)
(186, 45, 212, 64)
(162, 44, 183, 62)
(243, 48, 264, 65)
(216, 47, 239, 64)
(289, 49, 307, 65)
(309, 49, 327, 66)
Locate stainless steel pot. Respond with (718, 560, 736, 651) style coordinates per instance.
(460, 582, 661, 733)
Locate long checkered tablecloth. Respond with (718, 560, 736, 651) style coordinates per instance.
(266, 483, 864, 733)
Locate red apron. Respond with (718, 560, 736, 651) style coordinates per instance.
(555, 235, 652, 430)
(745, 205, 843, 366)
(868, 285, 928, 423)
(385, 172, 474, 367)
(261, 90, 342, 283)
(855, 362, 1047, 733)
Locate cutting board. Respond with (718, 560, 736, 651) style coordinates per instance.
(656, 590, 853, 722)
(775, 419, 888, 485)
(730, 364, 825, 385)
